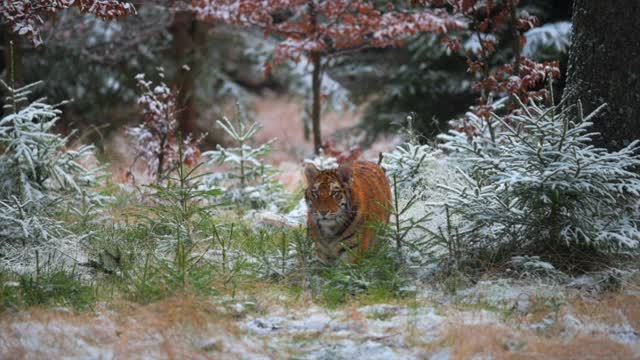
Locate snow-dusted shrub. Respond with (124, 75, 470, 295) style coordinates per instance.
(144, 147, 220, 257)
(0, 80, 104, 272)
(127, 70, 200, 183)
(384, 142, 441, 195)
(381, 118, 460, 266)
(382, 141, 434, 263)
(438, 96, 510, 158)
(523, 21, 572, 59)
(440, 97, 640, 266)
(202, 103, 284, 210)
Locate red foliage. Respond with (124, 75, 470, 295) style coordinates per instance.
(192, 0, 466, 71)
(127, 72, 201, 183)
(435, 0, 561, 127)
(1, 0, 136, 46)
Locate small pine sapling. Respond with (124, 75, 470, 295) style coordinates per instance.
(137, 141, 222, 294)
(441, 96, 640, 269)
(202, 103, 284, 211)
(0, 76, 104, 272)
(127, 70, 200, 184)
(381, 116, 441, 264)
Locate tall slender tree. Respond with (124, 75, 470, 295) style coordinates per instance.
(563, 0, 640, 150)
(192, 0, 464, 154)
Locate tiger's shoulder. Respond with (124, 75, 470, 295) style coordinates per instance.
(349, 161, 392, 211)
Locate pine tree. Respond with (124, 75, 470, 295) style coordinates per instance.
(202, 103, 284, 211)
(0, 79, 105, 272)
(440, 96, 640, 268)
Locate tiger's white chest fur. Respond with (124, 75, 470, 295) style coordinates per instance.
(316, 214, 348, 238)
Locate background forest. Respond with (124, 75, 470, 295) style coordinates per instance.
(1, 1, 640, 359)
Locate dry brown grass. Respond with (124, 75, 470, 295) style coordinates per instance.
(0, 295, 267, 359)
(568, 274, 640, 330)
(439, 322, 638, 360)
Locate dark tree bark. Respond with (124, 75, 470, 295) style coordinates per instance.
(308, 1, 323, 155)
(563, 0, 640, 150)
(170, 11, 204, 137)
(2, 27, 23, 88)
(310, 52, 323, 155)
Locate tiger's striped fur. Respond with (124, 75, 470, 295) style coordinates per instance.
(304, 161, 392, 264)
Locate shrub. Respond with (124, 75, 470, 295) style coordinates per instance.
(320, 242, 410, 307)
(202, 103, 284, 211)
(127, 70, 200, 184)
(0, 79, 105, 273)
(439, 97, 640, 270)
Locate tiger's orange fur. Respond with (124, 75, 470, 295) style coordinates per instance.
(304, 161, 392, 263)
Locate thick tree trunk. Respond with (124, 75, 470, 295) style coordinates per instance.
(563, 0, 640, 150)
(170, 11, 203, 137)
(310, 52, 323, 155)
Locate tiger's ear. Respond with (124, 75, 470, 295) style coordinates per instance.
(337, 164, 353, 184)
(304, 163, 320, 183)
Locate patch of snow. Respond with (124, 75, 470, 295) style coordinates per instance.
(562, 312, 640, 346)
(523, 21, 572, 58)
(307, 339, 406, 360)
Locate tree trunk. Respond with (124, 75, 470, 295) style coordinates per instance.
(307, 0, 323, 154)
(170, 11, 203, 137)
(2, 27, 23, 88)
(563, 0, 640, 150)
(310, 52, 323, 154)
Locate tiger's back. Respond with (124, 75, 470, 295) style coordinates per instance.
(304, 161, 392, 263)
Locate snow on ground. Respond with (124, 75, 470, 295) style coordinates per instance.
(2, 278, 638, 359)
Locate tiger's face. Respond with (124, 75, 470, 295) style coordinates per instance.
(304, 164, 352, 236)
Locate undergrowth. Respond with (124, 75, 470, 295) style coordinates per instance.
(3, 86, 639, 317)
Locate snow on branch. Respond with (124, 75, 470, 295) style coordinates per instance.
(192, 0, 466, 67)
(127, 71, 201, 184)
(0, 80, 106, 273)
(440, 97, 640, 253)
(1, 0, 136, 46)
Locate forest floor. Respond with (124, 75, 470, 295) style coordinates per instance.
(2, 98, 639, 359)
(1, 275, 639, 359)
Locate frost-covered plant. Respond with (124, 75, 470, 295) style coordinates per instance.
(127, 70, 200, 183)
(441, 97, 640, 266)
(0, 79, 104, 272)
(384, 142, 441, 195)
(202, 103, 284, 210)
(437, 96, 510, 158)
(381, 116, 441, 264)
(522, 21, 572, 59)
(2, 0, 135, 47)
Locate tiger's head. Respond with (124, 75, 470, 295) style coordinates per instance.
(304, 163, 353, 235)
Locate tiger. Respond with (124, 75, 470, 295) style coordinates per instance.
(304, 160, 392, 264)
